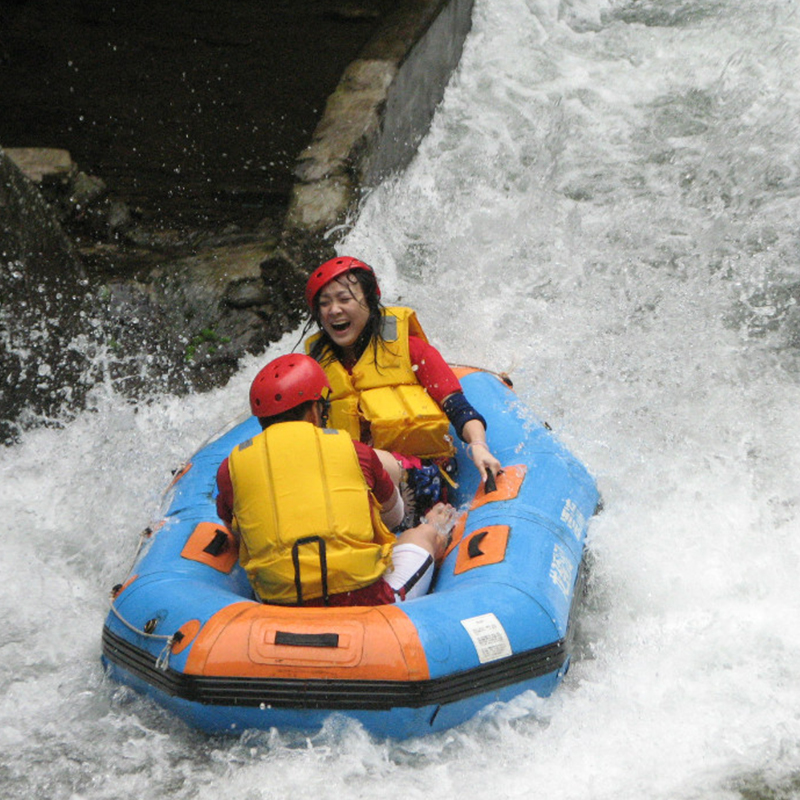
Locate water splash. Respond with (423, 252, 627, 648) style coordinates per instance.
(2, 0, 800, 798)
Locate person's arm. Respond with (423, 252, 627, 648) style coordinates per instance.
(396, 502, 456, 563)
(409, 336, 491, 438)
(354, 441, 405, 529)
(459, 417, 502, 482)
(215, 458, 235, 529)
(409, 336, 502, 480)
(408, 335, 461, 403)
(378, 483, 404, 530)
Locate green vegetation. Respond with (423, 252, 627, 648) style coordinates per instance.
(185, 327, 231, 361)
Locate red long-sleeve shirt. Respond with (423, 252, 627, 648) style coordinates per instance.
(408, 335, 462, 403)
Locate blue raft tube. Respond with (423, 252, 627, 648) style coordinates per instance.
(101, 367, 600, 739)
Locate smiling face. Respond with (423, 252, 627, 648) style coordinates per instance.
(317, 273, 371, 357)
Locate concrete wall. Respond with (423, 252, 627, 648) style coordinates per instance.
(363, 0, 475, 185)
(280, 0, 475, 266)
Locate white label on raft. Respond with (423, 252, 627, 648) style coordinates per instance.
(461, 613, 512, 663)
(550, 543, 574, 599)
(560, 498, 586, 540)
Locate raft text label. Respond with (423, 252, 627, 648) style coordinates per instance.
(560, 498, 586, 540)
(461, 613, 512, 663)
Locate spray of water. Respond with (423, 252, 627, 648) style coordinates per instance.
(2, 1, 800, 798)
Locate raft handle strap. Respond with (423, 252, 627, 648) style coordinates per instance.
(275, 631, 339, 648)
(484, 470, 497, 494)
(468, 530, 489, 559)
(291, 536, 329, 606)
(203, 528, 230, 556)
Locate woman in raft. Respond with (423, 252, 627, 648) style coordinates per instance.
(301, 255, 502, 523)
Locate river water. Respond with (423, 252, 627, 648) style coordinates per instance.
(2, 0, 800, 798)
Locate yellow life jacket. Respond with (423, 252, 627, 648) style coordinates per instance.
(306, 306, 454, 458)
(228, 421, 394, 604)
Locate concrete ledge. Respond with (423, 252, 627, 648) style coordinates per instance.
(279, 0, 475, 268)
(4, 147, 74, 184)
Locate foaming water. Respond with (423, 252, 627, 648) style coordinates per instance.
(2, 0, 800, 798)
(347, 0, 800, 795)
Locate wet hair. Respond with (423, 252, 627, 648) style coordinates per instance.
(302, 269, 387, 367)
(259, 399, 315, 429)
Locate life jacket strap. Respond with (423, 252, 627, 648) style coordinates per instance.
(291, 536, 329, 606)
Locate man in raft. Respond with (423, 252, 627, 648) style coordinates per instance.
(216, 353, 455, 606)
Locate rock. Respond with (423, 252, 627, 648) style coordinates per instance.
(0, 0, 478, 441)
(140, 241, 298, 370)
(0, 147, 97, 443)
(224, 278, 272, 309)
(70, 171, 107, 208)
(324, 4, 383, 22)
(4, 147, 74, 184)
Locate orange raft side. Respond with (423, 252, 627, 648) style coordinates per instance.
(450, 364, 513, 386)
(451, 365, 482, 381)
(184, 601, 430, 682)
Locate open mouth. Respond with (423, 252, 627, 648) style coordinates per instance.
(330, 320, 351, 333)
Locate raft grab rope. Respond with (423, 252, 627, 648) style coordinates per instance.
(107, 525, 184, 671)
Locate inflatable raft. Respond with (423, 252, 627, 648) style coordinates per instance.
(101, 367, 599, 738)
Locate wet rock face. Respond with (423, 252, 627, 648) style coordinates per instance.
(0, 145, 306, 443)
(0, 1, 396, 444)
(0, 149, 97, 443)
(0, 0, 475, 442)
(0, 149, 208, 443)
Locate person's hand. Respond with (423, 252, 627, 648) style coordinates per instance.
(421, 502, 457, 560)
(423, 502, 456, 532)
(467, 441, 502, 483)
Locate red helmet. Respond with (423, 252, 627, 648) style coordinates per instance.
(304, 256, 380, 310)
(249, 354, 330, 418)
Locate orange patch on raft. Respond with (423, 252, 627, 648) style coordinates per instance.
(180, 522, 238, 574)
(442, 466, 527, 560)
(443, 512, 469, 560)
(450, 364, 482, 380)
(470, 464, 527, 510)
(114, 574, 139, 597)
(184, 602, 429, 682)
(454, 525, 510, 575)
(172, 619, 202, 654)
(167, 462, 193, 489)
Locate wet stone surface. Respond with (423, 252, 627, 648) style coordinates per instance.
(0, 0, 394, 244)
(0, 0, 395, 440)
